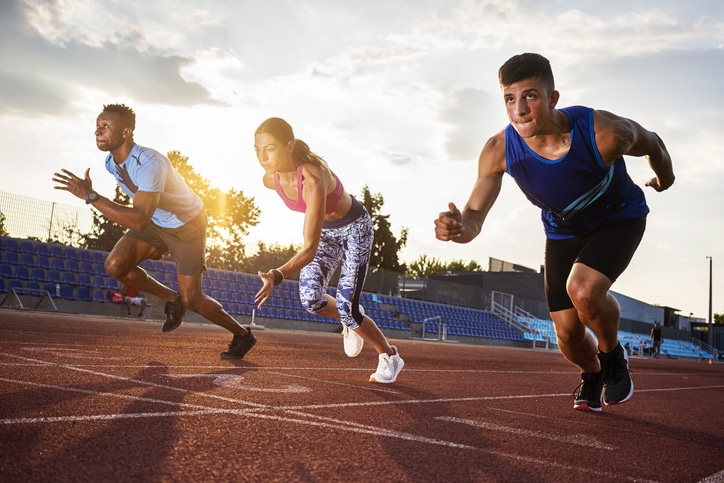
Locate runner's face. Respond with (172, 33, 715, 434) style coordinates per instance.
(95, 111, 128, 153)
(254, 132, 293, 173)
(502, 78, 556, 138)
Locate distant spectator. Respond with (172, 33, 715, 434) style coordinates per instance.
(123, 284, 148, 318)
(650, 321, 663, 359)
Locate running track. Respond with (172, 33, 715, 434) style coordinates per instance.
(1, 309, 722, 482)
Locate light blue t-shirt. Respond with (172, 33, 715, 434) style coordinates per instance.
(104, 144, 203, 229)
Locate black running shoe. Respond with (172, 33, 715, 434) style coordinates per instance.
(162, 297, 186, 333)
(600, 343, 634, 406)
(573, 370, 603, 412)
(220, 330, 257, 360)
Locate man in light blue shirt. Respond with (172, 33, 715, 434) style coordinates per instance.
(53, 103, 255, 360)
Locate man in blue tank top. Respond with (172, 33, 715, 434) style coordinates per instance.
(52, 103, 256, 360)
(434, 53, 674, 412)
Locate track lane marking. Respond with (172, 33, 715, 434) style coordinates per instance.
(436, 416, 616, 450)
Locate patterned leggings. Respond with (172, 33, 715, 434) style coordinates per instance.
(299, 211, 373, 329)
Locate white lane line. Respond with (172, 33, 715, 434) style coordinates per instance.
(0, 357, 662, 481)
(436, 416, 615, 450)
(0, 397, 656, 482)
(2, 353, 272, 409)
(167, 374, 312, 393)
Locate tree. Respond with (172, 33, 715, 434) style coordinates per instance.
(241, 241, 301, 279)
(0, 211, 8, 237)
(167, 151, 259, 270)
(714, 313, 724, 326)
(360, 186, 408, 272)
(82, 186, 130, 251)
(406, 255, 483, 278)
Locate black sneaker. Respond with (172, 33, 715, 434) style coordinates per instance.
(573, 370, 603, 412)
(220, 330, 257, 360)
(600, 343, 634, 406)
(162, 297, 186, 333)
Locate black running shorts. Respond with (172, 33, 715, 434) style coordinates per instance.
(544, 217, 646, 312)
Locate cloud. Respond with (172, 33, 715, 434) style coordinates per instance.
(0, 0, 219, 116)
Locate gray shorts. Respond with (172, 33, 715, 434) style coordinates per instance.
(124, 209, 208, 276)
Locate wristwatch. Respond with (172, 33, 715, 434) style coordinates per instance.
(85, 191, 99, 204)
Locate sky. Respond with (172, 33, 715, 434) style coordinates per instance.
(1, 0, 722, 320)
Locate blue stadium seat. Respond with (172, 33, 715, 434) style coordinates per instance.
(79, 250, 92, 262)
(35, 243, 50, 257)
(4, 239, 19, 252)
(3, 251, 20, 265)
(8, 279, 23, 293)
(21, 253, 36, 267)
(94, 263, 107, 276)
(0, 279, 6, 293)
(64, 248, 79, 260)
(20, 241, 34, 254)
(49, 245, 64, 258)
(47, 269, 62, 284)
(60, 285, 76, 300)
(93, 275, 107, 288)
(66, 260, 80, 273)
(80, 261, 94, 274)
(92, 289, 106, 303)
(31, 268, 48, 282)
(15, 266, 31, 280)
(62, 272, 78, 285)
(76, 287, 92, 301)
(51, 258, 66, 271)
(141, 259, 154, 270)
(106, 277, 119, 289)
(0, 263, 12, 278)
(25, 281, 42, 293)
(36, 255, 50, 269)
(78, 273, 93, 287)
(92, 251, 106, 264)
(44, 282, 57, 295)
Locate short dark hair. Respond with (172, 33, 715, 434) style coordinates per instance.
(103, 103, 136, 131)
(498, 53, 555, 92)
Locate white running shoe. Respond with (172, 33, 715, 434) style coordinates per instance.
(369, 346, 404, 384)
(343, 326, 364, 357)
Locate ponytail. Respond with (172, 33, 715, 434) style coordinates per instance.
(292, 139, 328, 169)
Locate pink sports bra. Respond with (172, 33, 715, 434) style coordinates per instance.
(274, 165, 345, 213)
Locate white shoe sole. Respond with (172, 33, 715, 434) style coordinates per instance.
(370, 355, 405, 384)
(343, 326, 364, 358)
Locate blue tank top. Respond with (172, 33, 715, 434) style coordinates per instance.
(505, 106, 649, 239)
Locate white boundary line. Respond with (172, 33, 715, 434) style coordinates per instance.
(2, 346, 722, 482)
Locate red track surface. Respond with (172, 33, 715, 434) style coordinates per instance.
(1, 309, 723, 482)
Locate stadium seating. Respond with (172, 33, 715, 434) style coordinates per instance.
(3, 251, 20, 265)
(37, 255, 50, 269)
(0, 264, 12, 279)
(35, 243, 50, 257)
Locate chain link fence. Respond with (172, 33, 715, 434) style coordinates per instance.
(0, 191, 94, 245)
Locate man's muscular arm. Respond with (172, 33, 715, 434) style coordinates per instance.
(52, 167, 159, 232)
(435, 132, 507, 244)
(594, 110, 675, 192)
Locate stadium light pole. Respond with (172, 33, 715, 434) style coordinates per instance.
(707, 256, 713, 348)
